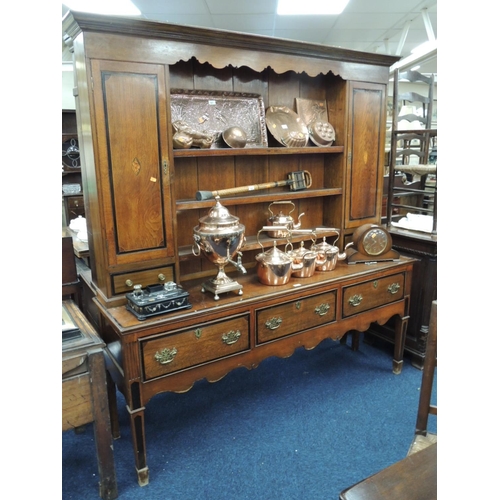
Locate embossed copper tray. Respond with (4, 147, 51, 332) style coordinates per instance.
(295, 98, 329, 125)
(170, 89, 268, 148)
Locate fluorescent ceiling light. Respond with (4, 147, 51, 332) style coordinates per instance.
(390, 40, 437, 74)
(63, 0, 141, 16)
(277, 0, 350, 15)
(411, 41, 435, 55)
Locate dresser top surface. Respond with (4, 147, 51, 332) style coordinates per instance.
(97, 257, 414, 334)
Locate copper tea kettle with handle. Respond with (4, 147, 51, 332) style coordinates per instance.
(286, 230, 326, 278)
(310, 230, 346, 272)
(255, 227, 303, 285)
(266, 201, 304, 238)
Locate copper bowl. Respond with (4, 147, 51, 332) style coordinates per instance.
(222, 126, 248, 148)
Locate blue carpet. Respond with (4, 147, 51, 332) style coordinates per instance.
(62, 334, 436, 499)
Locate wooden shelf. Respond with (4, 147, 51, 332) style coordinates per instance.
(176, 188, 343, 211)
(173, 145, 344, 157)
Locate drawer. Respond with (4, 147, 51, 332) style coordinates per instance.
(141, 314, 250, 380)
(342, 273, 405, 318)
(65, 195, 85, 219)
(112, 265, 175, 294)
(66, 195, 84, 209)
(257, 291, 336, 344)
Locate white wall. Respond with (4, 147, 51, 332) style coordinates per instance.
(62, 70, 76, 110)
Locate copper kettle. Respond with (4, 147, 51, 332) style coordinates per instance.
(310, 232, 346, 271)
(267, 201, 304, 238)
(255, 228, 303, 285)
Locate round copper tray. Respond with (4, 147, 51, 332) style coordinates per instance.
(265, 106, 309, 147)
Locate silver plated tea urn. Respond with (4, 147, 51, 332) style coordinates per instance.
(192, 196, 246, 300)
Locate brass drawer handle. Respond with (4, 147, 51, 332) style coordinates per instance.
(387, 283, 401, 295)
(222, 330, 241, 345)
(265, 317, 283, 330)
(125, 279, 133, 287)
(154, 347, 178, 365)
(315, 303, 330, 316)
(348, 294, 363, 307)
(158, 273, 166, 281)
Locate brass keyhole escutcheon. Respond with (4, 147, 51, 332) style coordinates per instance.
(194, 328, 202, 339)
(295, 301, 302, 310)
(373, 280, 378, 288)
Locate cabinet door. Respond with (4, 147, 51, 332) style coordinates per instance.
(90, 60, 174, 267)
(344, 81, 386, 229)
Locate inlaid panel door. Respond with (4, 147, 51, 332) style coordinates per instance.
(90, 60, 175, 268)
(344, 81, 386, 229)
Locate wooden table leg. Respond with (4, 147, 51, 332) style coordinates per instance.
(88, 351, 118, 500)
(392, 314, 409, 374)
(340, 331, 360, 351)
(126, 402, 149, 486)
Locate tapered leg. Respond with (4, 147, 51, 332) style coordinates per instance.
(392, 314, 409, 374)
(127, 404, 149, 486)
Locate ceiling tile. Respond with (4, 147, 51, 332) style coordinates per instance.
(344, 0, 430, 14)
(272, 29, 332, 43)
(274, 15, 338, 30)
(142, 13, 215, 28)
(212, 14, 276, 31)
(325, 29, 388, 44)
(133, 0, 210, 15)
(333, 13, 407, 30)
(206, 0, 278, 15)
